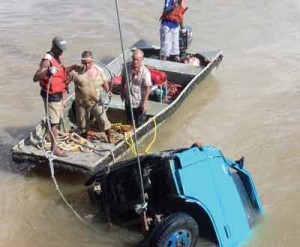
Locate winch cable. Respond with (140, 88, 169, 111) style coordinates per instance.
(114, 0, 148, 228)
(44, 74, 92, 227)
(35, 4, 149, 239)
(42, 60, 123, 227)
(43, 76, 136, 246)
(46, 153, 134, 245)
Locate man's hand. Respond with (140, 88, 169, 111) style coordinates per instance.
(141, 101, 148, 113)
(107, 91, 113, 98)
(74, 64, 86, 73)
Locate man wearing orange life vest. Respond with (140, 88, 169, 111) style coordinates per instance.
(33, 36, 77, 157)
(160, 0, 187, 61)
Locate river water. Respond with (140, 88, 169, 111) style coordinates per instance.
(0, 0, 299, 246)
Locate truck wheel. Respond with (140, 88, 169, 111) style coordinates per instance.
(149, 212, 199, 247)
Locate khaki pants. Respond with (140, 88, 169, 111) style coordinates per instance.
(43, 98, 63, 125)
(76, 101, 111, 134)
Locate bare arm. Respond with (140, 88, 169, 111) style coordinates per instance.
(95, 67, 112, 98)
(180, 18, 184, 28)
(33, 59, 50, 82)
(65, 64, 78, 74)
(102, 80, 109, 92)
(180, 6, 188, 28)
(141, 85, 151, 113)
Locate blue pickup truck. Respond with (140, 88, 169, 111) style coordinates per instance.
(85, 144, 263, 247)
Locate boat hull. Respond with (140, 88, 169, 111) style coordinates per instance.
(12, 40, 223, 174)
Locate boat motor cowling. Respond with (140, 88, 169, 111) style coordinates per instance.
(179, 25, 192, 54)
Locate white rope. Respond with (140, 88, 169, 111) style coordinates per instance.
(44, 75, 92, 227)
(46, 152, 90, 225)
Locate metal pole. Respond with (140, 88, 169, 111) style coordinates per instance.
(114, 0, 146, 207)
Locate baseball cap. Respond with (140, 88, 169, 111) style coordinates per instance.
(52, 36, 67, 51)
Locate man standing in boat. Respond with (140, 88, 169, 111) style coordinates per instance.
(121, 49, 152, 128)
(160, 0, 187, 61)
(68, 50, 114, 144)
(33, 36, 76, 157)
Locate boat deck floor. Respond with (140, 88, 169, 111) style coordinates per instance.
(14, 127, 120, 170)
(13, 98, 168, 171)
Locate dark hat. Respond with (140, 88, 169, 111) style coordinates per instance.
(52, 36, 67, 51)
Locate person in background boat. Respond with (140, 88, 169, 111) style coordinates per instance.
(160, 0, 187, 61)
(33, 36, 77, 157)
(68, 50, 114, 144)
(120, 49, 152, 128)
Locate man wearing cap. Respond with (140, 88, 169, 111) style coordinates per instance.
(33, 36, 77, 157)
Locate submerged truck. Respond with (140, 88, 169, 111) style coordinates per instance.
(85, 144, 263, 247)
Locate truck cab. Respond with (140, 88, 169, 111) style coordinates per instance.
(85, 145, 263, 247)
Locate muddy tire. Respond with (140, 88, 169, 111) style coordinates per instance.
(149, 212, 199, 247)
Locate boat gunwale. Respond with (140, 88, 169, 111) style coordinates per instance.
(93, 50, 223, 171)
(12, 47, 223, 174)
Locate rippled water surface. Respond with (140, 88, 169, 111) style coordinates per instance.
(0, 0, 299, 246)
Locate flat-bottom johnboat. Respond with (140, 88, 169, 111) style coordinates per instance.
(12, 39, 223, 174)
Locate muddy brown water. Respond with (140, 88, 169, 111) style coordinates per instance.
(0, 0, 299, 246)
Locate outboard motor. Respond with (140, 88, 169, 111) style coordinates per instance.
(179, 25, 192, 56)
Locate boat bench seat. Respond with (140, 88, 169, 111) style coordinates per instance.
(109, 96, 167, 116)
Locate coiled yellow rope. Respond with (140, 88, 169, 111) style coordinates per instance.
(144, 117, 157, 154)
(124, 117, 157, 156)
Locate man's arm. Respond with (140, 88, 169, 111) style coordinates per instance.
(33, 59, 50, 82)
(141, 68, 152, 113)
(180, 19, 184, 29)
(65, 64, 79, 74)
(102, 80, 113, 98)
(141, 85, 151, 113)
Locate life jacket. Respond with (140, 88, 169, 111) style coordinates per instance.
(111, 69, 167, 94)
(148, 69, 167, 86)
(111, 75, 123, 94)
(39, 53, 67, 94)
(160, 3, 186, 23)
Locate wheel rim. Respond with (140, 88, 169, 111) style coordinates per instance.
(165, 229, 192, 247)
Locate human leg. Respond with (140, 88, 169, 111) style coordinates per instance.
(76, 102, 88, 137)
(125, 103, 133, 124)
(44, 99, 67, 157)
(160, 25, 172, 60)
(134, 107, 146, 128)
(105, 129, 113, 144)
(93, 104, 113, 143)
(170, 26, 180, 61)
